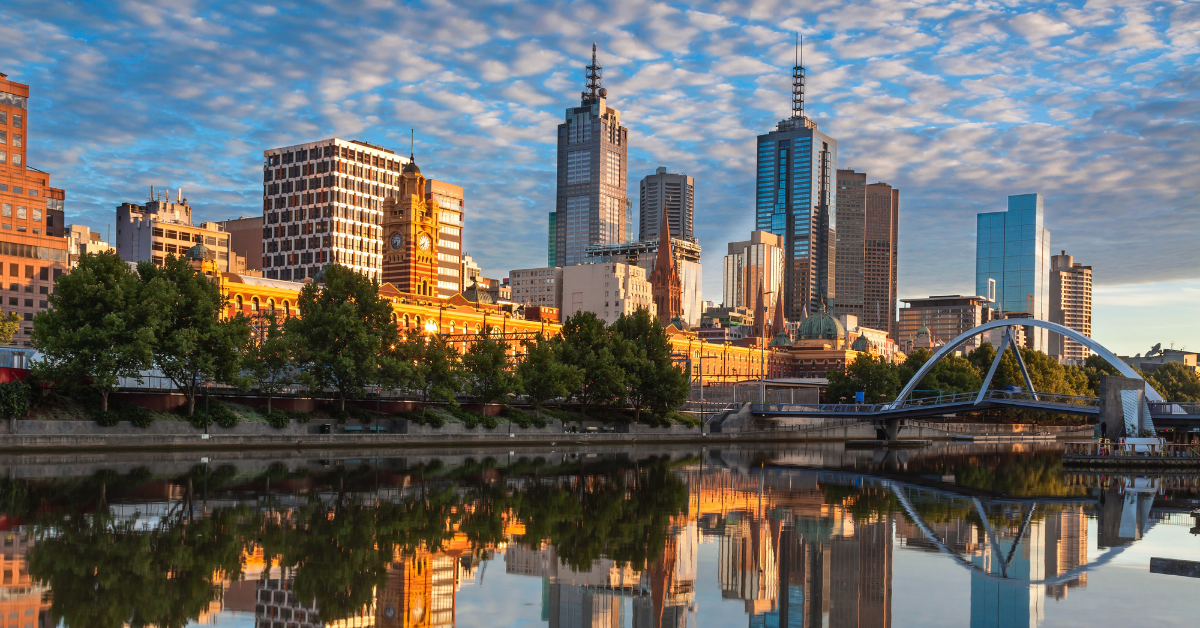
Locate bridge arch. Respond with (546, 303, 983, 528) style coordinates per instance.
(888, 318, 1160, 410)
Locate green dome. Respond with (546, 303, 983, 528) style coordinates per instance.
(186, 244, 211, 261)
(851, 334, 872, 352)
(769, 330, 793, 347)
(798, 308, 845, 341)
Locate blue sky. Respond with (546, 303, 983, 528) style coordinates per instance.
(2, 0, 1197, 355)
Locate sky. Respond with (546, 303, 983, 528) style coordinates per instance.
(1, 0, 1196, 356)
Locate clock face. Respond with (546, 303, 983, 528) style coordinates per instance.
(390, 233, 403, 250)
(418, 234, 432, 251)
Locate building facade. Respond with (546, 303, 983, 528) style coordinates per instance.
(833, 169, 899, 339)
(218, 216, 263, 273)
(382, 160, 440, 297)
(584, 237, 702, 326)
(66, 224, 113, 265)
(562, 262, 654, 326)
(509, 266, 563, 310)
(976, 193, 1051, 352)
(262, 138, 411, 282)
(115, 195, 233, 269)
(649, 213, 683, 325)
(833, 168, 865, 321)
(1049, 250, 1092, 364)
(639, 166, 694, 242)
(0, 73, 70, 345)
(426, 178, 465, 297)
(553, 44, 629, 267)
(898, 295, 996, 354)
(723, 231, 785, 318)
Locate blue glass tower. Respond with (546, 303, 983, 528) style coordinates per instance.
(975, 193, 1052, 352)
(755, 43, 837, 320)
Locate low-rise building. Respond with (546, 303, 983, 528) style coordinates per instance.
(1122, 348, 1199, 375)
(509, 266, 563, 310)
(584, 237, 701, 326)
(66, 224, 113, 264)
(115, 192, 233, 271)
(898, 295, 997, 354)
(562, 262, 655, 326)
(218, 215, 263, 273)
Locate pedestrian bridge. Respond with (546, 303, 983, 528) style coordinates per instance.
(750, 318, 1200, 431)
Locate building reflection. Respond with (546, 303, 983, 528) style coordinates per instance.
(0, 524, 50, 628)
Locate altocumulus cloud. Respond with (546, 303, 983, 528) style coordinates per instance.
(0, 0, 1196, 346)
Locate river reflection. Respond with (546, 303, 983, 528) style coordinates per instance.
(0, 443, 1197, 627)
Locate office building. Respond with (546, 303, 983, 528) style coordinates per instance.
(562, 262, 655, 326)
(723, 231, 785, 320)
(65, 224, 113, 264)
(584, 237, 702, 326)
(833, 169, 899, 339)
(547, 211, 557, 266)
(976, 193, 1051, 352)
(509, 266, 563, 310)
(426, 178, 465, 297)
(639, 166, 694, 241)
(1049, 250, 1092, 364)
(898, 295, 997, 354)
(0, 73, 70, 345)
(262, 138, 411, 282)
(462, 253, 481, 287)
(553, 44, 629, 267)
(115, 193, 235, 270)
(217, 215, 263, 273)
(755, 52, 838, 320)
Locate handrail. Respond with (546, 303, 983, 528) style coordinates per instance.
(1064, 440, 1200, 458)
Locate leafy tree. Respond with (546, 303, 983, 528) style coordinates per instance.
(901, 348, 982, 398)
(244, 314, 293, 412)
(1145, 361, 1200, 402)
(287, 264, 401, 411)
(31, 251, 156, 412)
(137, 255, 251, 416)
(556, 311, 625, 417)
(1075, 354, 1123, 396)
(461, 325, 518, 405)
(827, 354, 901, 404)
(517, 333, 581, 416)
(405, 329, 462, 415)
(0, 311, 19, 344)
(610, 309, 689, 421)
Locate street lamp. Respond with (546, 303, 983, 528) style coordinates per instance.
(760, 291, 775, 404)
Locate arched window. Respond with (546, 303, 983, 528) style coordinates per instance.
(251, 297, 260, 313)
(282, 300, 290, 318)
(267, 298, 276, 314)
(235, 295, 243, 310)
(475, 324, 481, 334)
(403, 314, 410, 328)
(415, 316, 421, 328)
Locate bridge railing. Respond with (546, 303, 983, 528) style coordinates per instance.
(1147, 402, 1200, 416)
(1064, 441, 1200, 458)
(985, 390, 1098, 407)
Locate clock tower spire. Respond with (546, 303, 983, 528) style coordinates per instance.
(382, 149, 441, 297)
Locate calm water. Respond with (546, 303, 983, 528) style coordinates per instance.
(1, 443, 1197, 628)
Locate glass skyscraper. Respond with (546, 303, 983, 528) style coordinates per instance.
(975, 193, 1052, 352)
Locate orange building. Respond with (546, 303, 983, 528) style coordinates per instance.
(382, 158, 441, 298)
(0, 73, 69, 346)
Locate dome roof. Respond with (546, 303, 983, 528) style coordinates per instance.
(463, 279, 492, 304)
(312, 264, 331, 285)
(186, 244, 211, 261)
(769, 330, 793, 347)
(402, 160, 421, 175)
(915, 324, 931, 337)
(798, 307, 845, 341)
(851, 334, 872, 352)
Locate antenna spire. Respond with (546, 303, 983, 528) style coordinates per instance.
(582, 42, 604, 104)
(409, 128, 415, 162)
(791, 34, 806, 119)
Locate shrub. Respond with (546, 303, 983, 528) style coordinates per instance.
(94, 409, 120, 427)
(500, 406, 548, 429)
(320, 403, 375, 425)
(670, 412, 703, 428)
(123, 403, 154, 428)
(449, 407, 497, 429)
(0, 379, 31, 422)
(258, 408, 309, 429)
(186, 403, 240, 429)
(399, 409, 444, 428)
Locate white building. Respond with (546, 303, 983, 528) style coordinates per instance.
(583, 238, 702, 326)
(563, 262, 655, 326)
(114, 192, 232, 271)
(509, 266, 563, 310)
(723, 231, 784, 315)
(66, 224, 113, 265)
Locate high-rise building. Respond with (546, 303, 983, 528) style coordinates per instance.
(115, 193, 234, 271)
(554, 44, 629, 267)
(218, 215, 263, 273)
(722, 231, 785, 316)
(509, 266, 563, 310)
(262, 138, 410, 283)
(755, 48, 838, 320)
(975, 193, 1052, 352)
(898, 295, 996, 354)
(0, 73, 70, 345)
(547, 211, 557, 266)
(1049, 250, 1092, 364)
(425, 178, 465, 297)
(833, 170, 899, 338)
(639, 167, 694, 242)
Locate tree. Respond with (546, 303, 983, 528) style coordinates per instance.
(901, 348, 982, 398)
(556, 311, 625, 417)
(517, 334, 581, 416)
(405, 329, 462, 415)
(0, 311, 19, 344)
(827, 354, 901, 404)
(287, 264, 401, 411)
(610, 309, 689, 421)
(244, 314, 293, 412)
(461, 326, 518, 405)
(1145, 361, 1200, 402)
(137, 255, 252, 416)
(31, 251, 156, 412)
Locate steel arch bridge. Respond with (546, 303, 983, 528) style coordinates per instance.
(751, 319, 1200, 432)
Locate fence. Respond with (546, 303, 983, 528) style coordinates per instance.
(690, 383, 819, 405)
(1064, 441, 1200, 458)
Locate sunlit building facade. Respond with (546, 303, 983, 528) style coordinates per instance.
(975, 193, 1051, 352)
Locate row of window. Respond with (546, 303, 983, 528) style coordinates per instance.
(267, 144, 403, 171)
(0, 151, 20, 166)
(0, 95, 25, 111)
(0, 131, 20, 147)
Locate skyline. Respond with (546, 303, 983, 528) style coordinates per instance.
(1, 0, 1196, 355)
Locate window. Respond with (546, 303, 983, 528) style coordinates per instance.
(23, 299, 32, 307)
(251, 297, 260, 313)
(12, 154, 19, 166)
(0, 151, 5, 164)
(0, 131, 5, 144)
(12, 135, 20, 148)
(566, 150, 591, 184)
(38, 267, 47, 280)
(1, 205, 8, 218)
(16, 207, 25, 220)
(6, 298, 13, 306)
(32, 209, 40, 222)
(165, 230, 177, 239)
(28, 189, 37, 197)
(12, 115, 20, 129)
(235, 295, 243, 310)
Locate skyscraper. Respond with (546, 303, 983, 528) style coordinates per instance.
(723, 231, 785, 315)
(639, 167, 694, 242)
(554, 44, 629, 267)
(755, 42, 838, 320)
(1049, 250, 1092, 364)
(975, 193, 1051, 352)
(425, 178, 465, 297)
(834, 169, 900, 338)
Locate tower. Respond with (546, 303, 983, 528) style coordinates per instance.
(553, 43, 629, 267)
(382, 152, 441, 297)
(975, 193, 1051, 352)
(649, 211, 682, 326)
(755, 36, 838, 321)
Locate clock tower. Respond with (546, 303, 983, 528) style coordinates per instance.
(382, 156, 441, 297)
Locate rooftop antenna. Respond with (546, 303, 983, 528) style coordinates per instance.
(582, 42, 603, 104)
(409, 128, 414, 162)
(150, 185, 154, 202)
(791, 34, 805, 119)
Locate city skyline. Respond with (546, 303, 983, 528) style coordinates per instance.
(2, 0, 1197, 354)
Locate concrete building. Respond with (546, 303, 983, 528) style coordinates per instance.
(262, 138, 411, 283)
(462, 253, 481, 287)
(509, 266, 563, 310)
(976, 193, 1051, 352)
(1049, 250, 1092, 364)
(65, 224, 113, 264)
(834, 169, 899, 339)
(584, 237, 702, 326)
(552, 44, 629, 267)
(723, 231, 785, 319)
(426, 178, 465, 297)
(115, 194, 233, 270)
(218, 215, 263, 273)
(1121, 347, 1199, 375)
(639, 166, 694, 241)
(562, 262, 655, 326)
(755, 55, 838, 320)
(0, 72, 70, 345)
(898, 295, 997, 354)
